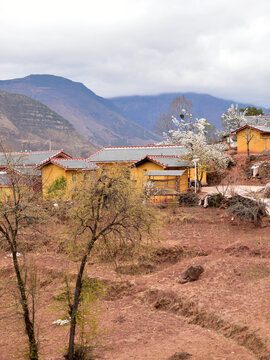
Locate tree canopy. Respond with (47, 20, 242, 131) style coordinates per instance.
(239, 106, 264, 116)
(161, 111, 233, 181)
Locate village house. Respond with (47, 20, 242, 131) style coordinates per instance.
(0, 172, 13, 200)
(232, 116, 270, 154)
(88, 145, 206, 199)
(88, 144, 187, 166)
(0, 149, 72, 170)
(130, 155, 189, 188)
(129, 155, 190, 202)
(0, 150, 72, 198)
(37, 158, 98, 198)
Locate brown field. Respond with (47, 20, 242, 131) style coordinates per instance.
(1, 205, 270, 360)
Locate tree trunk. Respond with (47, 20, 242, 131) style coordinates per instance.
(12, 252, 38, 360)
(67, 238, 95, 360)
(247, 142, 250, 162)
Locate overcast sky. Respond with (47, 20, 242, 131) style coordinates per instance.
(1, 0, 270, 106)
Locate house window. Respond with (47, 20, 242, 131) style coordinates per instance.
(72, 172, 76, 182)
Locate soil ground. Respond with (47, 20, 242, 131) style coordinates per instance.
(1, 205, 270, 360)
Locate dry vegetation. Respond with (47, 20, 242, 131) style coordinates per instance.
(0, 202, 270, 360)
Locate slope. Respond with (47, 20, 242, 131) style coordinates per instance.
(0, 75, 160, 146)
(0, 91, 97, 157)
(109, 92, 266, 132)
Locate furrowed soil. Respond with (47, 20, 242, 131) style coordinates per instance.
(0, 206, 270, 360)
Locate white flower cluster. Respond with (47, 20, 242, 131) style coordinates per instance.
(52, 318, 70, 326)
(162, 111, 233, 172)
(221, 104, 247, 133)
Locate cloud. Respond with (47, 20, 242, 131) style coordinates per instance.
(1, 0, 270, 105)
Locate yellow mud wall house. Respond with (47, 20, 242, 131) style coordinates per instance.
(130, 155, 189, 192)
(37, 158, 98, 199)
(88, 145, 187, 167)
(189, 167, 207, 185)
(232, 119, 270, 154)
(0, 172, 13, 200)
(0, 150, 73, 199)
(0, 150, 72, 171)
(88, 144, 207, 190)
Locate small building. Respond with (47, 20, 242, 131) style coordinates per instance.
(0, 172, 13, 200)
(0, 149, 72, 171)
(37, 158, 99, 199)
(130, 155, 189, 192)
(232, 124, 270, 154)
(88, 144, 206, 197)
(88, 144, 187, 167)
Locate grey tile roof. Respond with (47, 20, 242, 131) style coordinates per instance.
(245, 115, 270, 127)
(15, 167, 42, 176)
(0, 150, 71, 167)
(140, 155, 189, 168)
(234, 116, 270, 132)
(49, 158, 98, 170)
(0, 172, 11, 186)
(88, 145, 186, 163)
(144, 170, 186, 176)
(233, 123, 270, 133)
(252, 125, 270, 133)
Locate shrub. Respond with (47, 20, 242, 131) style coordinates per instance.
(228, 195, 267, 226)
(178, 192, 199, 207)
(47, 176, 67, 199)
(264, 184, 270, 198)
(258, 162, 270, 179)
(207, 193, 227, 208)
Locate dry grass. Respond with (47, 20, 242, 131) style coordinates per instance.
(244, 264, 270, 280)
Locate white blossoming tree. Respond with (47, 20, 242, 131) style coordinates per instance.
(222, 104, 254, 160)
(221, 104, 247, 133)
(162, 111, 233, 185)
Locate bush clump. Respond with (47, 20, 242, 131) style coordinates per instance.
(258, 162, 270, 179)
(206, 193, 228, 208)
(178, 192, 199, 207)
(228, 195, 267, 226)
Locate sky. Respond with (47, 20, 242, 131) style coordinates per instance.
(1, 0, 270, 106)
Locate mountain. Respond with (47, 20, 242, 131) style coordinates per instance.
(0, 91, 97, 157)
(109, 92, 267, 131)
(0, 75, 160, 147)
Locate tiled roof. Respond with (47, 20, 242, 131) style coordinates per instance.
(0, 150, 71, 167)
(130, 155, 189, 168)
(245, 115, 270, 127)
(88, 145, 186, 163)
(0, 172, 11, 186)
(144, 170, 186, 176)
(232, 124, 270, 134)
(15, 167, 42, 176)
(42, 158, 99, 170)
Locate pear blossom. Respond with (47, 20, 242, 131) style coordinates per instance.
(161, 110, 233, 180)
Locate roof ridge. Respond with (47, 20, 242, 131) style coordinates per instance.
(232, 124, 270, 133)
(148, 155, 180, 158)
(41, 158, 98, 170)
(96, 144, 184, 150)
(0, 149, 63, 155)
(59, 158, 86, 161)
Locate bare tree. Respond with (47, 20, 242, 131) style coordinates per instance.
(239, 127, 254, 161)
(64, 167, 154, 360)
(0, 156, 44, 360)
(155, 95, 193, 135)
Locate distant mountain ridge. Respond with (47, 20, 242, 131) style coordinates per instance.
(0, 91, 97, 156)
(0, 75, 160, 147)
(0, 74, 266, 150)
(109, 93, 268, 131)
